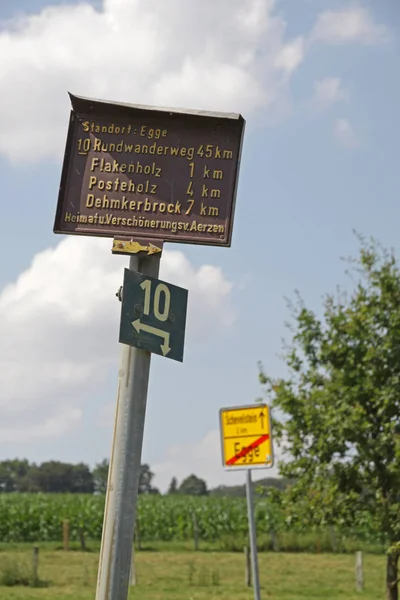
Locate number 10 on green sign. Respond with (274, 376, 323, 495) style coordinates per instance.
(140, 280, 171, 322)
(119, 268, 188, 362)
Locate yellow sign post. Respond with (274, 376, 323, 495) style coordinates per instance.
(219, 403, 273, 470)
(219, 403, 274, 600)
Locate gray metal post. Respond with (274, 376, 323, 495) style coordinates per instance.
(95, 252, 160, 600)
(246, 469, 261, 600)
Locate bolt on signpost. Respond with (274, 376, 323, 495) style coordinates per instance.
(219, 404, 274, 600)
(53, 93, 245, 600)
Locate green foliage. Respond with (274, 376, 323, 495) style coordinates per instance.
(0, 557, 30, 586)
(0, 460, 94, 493)
(0, 459, 158, 495)
(0, 493, 387, 552)
(258, 235, 400, 597)
(178, 474, 208, 496)
(0, 556, 46, 587)
(0, 460, 30, 492)
(92, 459, 109, 494)
(168, 477, 178, 494)
(210, 477, 290, 498)
(28, 461, 94, 494)
(138, 464, 159, 494)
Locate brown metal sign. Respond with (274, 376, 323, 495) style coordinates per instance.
(53, 94, 245, 247)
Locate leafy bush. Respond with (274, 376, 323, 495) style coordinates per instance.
(0, 556, 46, 587)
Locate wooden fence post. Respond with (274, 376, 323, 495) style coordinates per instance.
(63, 520, 70, 552)
(129, 549, 136, 586)
(78, 526, 86, 551)
(134, 517, 141, 551)
(330, 526, 338, 552)
(32, 546, 39, 584)
(355, 551, 364, 592)
(192, 513, 199, 551)
(270, 529, 279, 552)
(244, 546, 251, 587)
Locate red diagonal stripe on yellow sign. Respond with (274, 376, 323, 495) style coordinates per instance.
(226, 434, 270, 465)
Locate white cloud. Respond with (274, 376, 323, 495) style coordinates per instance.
(0, 0, 305, 163)
(0, 409, 82, 443)
(273, 37, 305, 75)
(313, 77, 348, 108)
(311, 5, 387, 45)
(0, 236, 235, 440)
(153, 428, 283, 492)
(333, 117, 359, 148)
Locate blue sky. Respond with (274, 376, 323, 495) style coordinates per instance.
(0, 0, 398, 491)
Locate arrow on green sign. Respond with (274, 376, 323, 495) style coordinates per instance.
(132, 319, 171, 356)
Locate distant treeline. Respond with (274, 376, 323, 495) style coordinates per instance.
(0, 459, 289, 496)
(0, 459, 157, 494)
(210, 477, 290, 497)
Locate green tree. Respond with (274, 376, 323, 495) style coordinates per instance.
(93, 459, 109, 494)
(138, 464, 159, 494)
(210, 478, 290, 498)
(259, 236, 400, 600)
(93, 460, 159, 494)
(71, 463, 94, 493)
(28, 461, 75, 493)
(20, 461, 93, 493)
(178, 474, 208, 496)
(0, 459, 30, 492)
(167, 477, 178, 494)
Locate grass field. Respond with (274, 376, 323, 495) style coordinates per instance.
(0, 544, 386, 600)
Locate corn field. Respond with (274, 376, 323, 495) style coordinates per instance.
(0, 494, 252, 543)
(0, 494, 386, 553)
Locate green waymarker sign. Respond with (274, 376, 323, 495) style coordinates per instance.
(119, 268, 188, 362)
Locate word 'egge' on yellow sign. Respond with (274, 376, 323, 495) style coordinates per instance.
(219, 404, 273, 469)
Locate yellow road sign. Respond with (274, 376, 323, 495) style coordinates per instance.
(112, 238, 162, 256)
(219, 404, 273, 469)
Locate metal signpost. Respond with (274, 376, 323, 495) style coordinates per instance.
(53, 93, 245, 600)
(219, 404, 274, 600)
